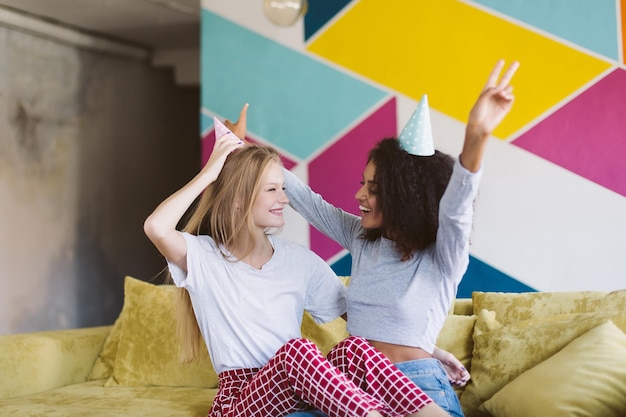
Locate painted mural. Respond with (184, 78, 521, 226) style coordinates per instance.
(200, 0, 626, 296)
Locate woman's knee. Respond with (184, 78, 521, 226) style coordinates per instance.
(341, 336, 368, 347)
(331, 336, 369, 353)
(327, 336, 370, 364)
(279, 338, 322, 358)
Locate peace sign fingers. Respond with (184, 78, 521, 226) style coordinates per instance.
(497, 60, 520, 89)
(483, 59, 519, 93)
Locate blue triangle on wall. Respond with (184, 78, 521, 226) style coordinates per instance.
(330, 253, 352, 277)
(304, 0, 353, 41)
(457, 256, 536, 298)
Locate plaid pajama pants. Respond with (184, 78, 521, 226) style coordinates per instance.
(209, 336, 432, 417)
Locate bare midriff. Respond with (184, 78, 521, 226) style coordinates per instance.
(368, 340, 432, 364)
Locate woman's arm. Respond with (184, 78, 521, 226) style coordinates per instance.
(143, 131, 244, 272)
(283, 169, 361, 250)
(435, 60, 519, 278)
(460, 60, 519, 172)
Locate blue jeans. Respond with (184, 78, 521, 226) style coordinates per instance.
(284, 412, 327, 417)
(395, 358, 465, 417)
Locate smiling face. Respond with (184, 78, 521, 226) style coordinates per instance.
(355, 161, 383, 229)
(251, 161, 289, 230)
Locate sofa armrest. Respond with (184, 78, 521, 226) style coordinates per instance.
(452, 298, 473, 316)
(0, 326, 112, 400)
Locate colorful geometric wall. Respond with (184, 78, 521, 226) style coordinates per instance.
(200, 0, 626, 296)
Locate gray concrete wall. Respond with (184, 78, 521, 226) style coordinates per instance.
(0, 26, 199, 334)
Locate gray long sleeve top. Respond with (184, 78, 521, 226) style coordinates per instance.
(283, 159, 482, 353)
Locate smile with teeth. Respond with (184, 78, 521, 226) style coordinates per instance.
(359, 205, 371, 213)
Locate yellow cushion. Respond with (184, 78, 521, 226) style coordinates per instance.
(436, 314, 477, 372)
(301, 312, 348, 356)
(460, 309, 626, 417)
(88, 316, 123, 380)
(471, 289, 626, 325)
(105, 276, 219, 388)
(481, 320, 626, 417)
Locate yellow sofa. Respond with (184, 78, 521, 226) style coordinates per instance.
(1, 276, 625, 417)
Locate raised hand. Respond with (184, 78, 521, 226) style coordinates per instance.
(224, 103, 249, 141)
(460, 60, 519, 172)
(201, 129, 245, 181)
(467, 60, 519, 139)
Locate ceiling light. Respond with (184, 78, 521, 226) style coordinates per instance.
(263, 0, 308, 26)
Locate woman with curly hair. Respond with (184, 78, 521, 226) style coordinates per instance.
(358, 144, 456, 261)
(227, 60, 519, 417)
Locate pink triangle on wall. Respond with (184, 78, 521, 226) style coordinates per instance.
(308, 97, 397, 260)
(513, 68, 626, 197)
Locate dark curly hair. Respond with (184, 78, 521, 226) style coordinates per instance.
(362, 138, 454, 261)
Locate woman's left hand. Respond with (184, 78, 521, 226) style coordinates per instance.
(467, 60, 519, 140)
(460, 60, 519, 172)
(224, 103, 249, 141)
(432, 347, 471, 387)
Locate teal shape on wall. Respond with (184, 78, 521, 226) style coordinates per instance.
(472, 0, 619, 61)
(201, 10, 387, 160)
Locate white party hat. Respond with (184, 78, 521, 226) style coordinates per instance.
(213, 116, 235, 139)
(398, 94, 435, 156)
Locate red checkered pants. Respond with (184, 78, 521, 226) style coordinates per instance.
(209, 336, 432, 417)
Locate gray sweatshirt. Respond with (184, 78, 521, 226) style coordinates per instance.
(283, 159, 482, 353)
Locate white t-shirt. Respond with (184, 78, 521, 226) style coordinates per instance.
(167, 232, 346, 374)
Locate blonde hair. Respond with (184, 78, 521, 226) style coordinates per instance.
(174, 144, 282, 362)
